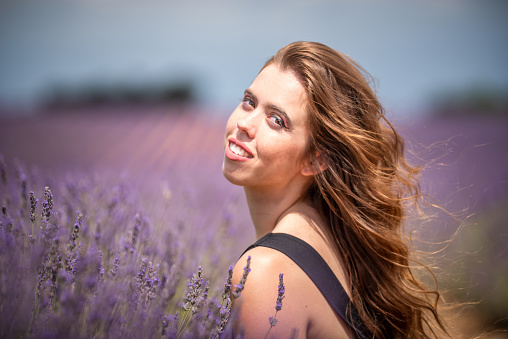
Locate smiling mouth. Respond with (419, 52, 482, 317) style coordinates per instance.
(229, 142, 253, 158)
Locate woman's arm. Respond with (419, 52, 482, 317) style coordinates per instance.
(231, 247, 308, 338)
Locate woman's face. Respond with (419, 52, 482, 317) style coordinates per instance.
(222, 63, 311, 190)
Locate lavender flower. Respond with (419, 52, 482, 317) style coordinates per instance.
(275, 273, 285, 311)
(222, 265, 233, 300)
(145, 260, 160, 303)
(182, 265, 205, 314)
(124, 213, 142, 254)
(68, 211, 82, 252)
(97, 248, 105, 286)
(28, 234, 37, 244)
(28, 190, 38, 244)
(264, 273, 285, 339)
(64, 211, 82, 280)
(203, 280, 210, 302)
(37, 237, 63, 309)
(232, 256, 251, 298)
(268, 316, 278, 326)
(212, 257, 252, 338)
(64, 254, 77, 282)
(161, 314, 170, 336)
(137, 258, 148, 293)
(41, 186, 53, 222)
(171, 312, 179, 337)
(213, 296, 232, 338)
(110, 254, 120, 278)
(176, 265, 210, 338)
(29, 191, 38, 223)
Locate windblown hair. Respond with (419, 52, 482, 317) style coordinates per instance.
(263, 41, 448, 338)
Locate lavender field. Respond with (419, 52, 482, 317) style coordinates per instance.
(0, 106, 507, 338)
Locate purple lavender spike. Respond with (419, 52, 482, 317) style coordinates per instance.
(41, 186, 53, 222)
(110, 255, 120, 278)
(275, 273, 285, 311)
(232, 256, 251, 298)
(29, 191, 37, 223)
(264, 273, 285, 338)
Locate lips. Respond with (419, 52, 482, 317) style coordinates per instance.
(225, 138, 253, 161)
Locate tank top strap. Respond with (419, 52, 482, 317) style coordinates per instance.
(241, 232, 371, 339)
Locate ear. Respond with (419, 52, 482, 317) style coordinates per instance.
(301, 152, 328, 176)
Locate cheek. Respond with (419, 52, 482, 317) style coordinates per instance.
(261, 138, 306, 166)
(224, 111, 237, 135)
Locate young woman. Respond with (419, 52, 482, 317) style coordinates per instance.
(222, 41, 448, 338)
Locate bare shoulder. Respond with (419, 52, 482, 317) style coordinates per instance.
(233, 243, 354, 338)
(232, 246, 310, 338)
(242, 208, 356, 338)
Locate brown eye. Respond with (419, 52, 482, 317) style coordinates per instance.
(242, 97, 255, 108)
(268, 114, 287, 129)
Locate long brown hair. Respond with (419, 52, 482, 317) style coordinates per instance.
(264, 41, 448, 338)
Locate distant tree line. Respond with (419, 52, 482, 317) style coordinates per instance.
(42, 80, 196, 108)
(430, 84, 508, 117)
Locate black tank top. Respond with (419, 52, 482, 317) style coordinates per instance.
(241, 232, 371, 339)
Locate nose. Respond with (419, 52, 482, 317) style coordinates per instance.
(236, 113, 258, 139)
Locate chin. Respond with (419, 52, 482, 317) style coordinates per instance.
(222, 161, 248, 187)
(222, 166, 241, 186)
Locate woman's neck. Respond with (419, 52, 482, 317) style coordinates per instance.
(244, 181, 309, 240)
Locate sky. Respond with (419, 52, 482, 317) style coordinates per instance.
(0, 0, 507, 117)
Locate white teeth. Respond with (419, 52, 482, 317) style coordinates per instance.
(229, 142, 252, 158)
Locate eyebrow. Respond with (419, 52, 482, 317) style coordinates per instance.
(244, 89, 294, 129)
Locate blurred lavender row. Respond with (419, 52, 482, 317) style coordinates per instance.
(0, 106, 507, 336)
(0, 107, 258, 338)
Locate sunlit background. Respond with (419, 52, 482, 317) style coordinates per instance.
(0, 0, 507, 336)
